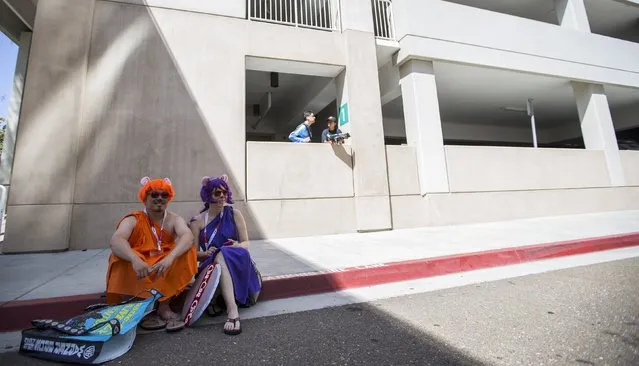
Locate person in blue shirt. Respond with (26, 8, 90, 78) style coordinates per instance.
(288, 111, 316, 143)
(321, 116, 343, 144)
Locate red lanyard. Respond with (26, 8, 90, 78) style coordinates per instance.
(203, 209, 223, 250)
(144, 209, 166, 252)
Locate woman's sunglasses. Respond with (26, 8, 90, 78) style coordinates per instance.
(213, 189, 227, 198)
(150, 191, 170, 199)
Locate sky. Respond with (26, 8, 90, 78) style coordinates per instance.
(0, 32, 19, 126)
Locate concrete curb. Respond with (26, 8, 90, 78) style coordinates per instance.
(2, 232, 638, 332)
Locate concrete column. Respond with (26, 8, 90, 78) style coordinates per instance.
(572, 81, 625, 186)
(399, 59, 449, 195)
(378, 60, 401, 106)
(336, 0, 391, 232)
(340, 0, 375, 33)
(4, 0, 95, 253)
(554, 0, 591, 32)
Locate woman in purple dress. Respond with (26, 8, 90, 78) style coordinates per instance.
(189, 175, 261, 335)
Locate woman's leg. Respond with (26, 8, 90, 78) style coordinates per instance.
(214, 253, 240, 332)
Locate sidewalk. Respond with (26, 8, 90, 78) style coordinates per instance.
(1, 210, 639, 331)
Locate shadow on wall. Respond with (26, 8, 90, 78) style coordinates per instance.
(6, 2, 267, 251)
(7, 0, 359, 294)
(6, 1, 368, 301)
(331, 144, 353, 168)
(70, 2, 267, 247)
(94, 2, 393, 305)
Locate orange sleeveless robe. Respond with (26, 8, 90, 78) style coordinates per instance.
(106, 211, 197, 303)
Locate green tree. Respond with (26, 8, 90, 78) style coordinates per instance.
(0, 117, 6, 155)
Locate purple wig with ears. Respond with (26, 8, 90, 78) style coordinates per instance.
(199, 174, 234, 212)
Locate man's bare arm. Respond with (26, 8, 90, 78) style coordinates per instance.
(110, 216, 140, 263)
(111, 216, 151, 279)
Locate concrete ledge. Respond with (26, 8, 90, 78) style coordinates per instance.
(391, 187, 639, 229)
(445, 146, 611, 192)
(1, 232, 637, 332)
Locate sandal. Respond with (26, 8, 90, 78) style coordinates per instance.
(223, 318, 242, 336)
(206, 303, 224, 317)
(165, 318, 185, 333)
(157, 309, 186, 333)
(139, 314, 167, 330)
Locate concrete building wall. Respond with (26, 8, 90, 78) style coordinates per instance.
(107, 0, 246, 19)
(393, 0, 639, 88)
(4, 0, 639, 252)
(445, 146, 610, 192)
(390, 187, 639, 229)
(4, 0, 349, 252)
(386, 146, 419, 196)
(246, 142, 353, 200)
(385, 144, 616, 193)
(243, 198, 357, 239)
(384, 145, 639, 229)
(336, 32, 392, 231)
(621, 151, 639, 186)
(378, 60, 401, 105)
(5, 0, 96, 252)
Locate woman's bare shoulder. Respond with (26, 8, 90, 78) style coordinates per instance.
(232, 207, 246, 219)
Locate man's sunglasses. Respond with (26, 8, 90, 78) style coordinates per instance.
(150, 191, 170, 199)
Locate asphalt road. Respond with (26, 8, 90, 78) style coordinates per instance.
(2, 258, 638, 365)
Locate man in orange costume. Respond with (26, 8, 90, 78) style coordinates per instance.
(106, 176, 197, 332)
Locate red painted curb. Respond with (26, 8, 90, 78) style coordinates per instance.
(2, 232, 638, 332)
(259, 232, 639, 300)
(0, 293, 105, 333)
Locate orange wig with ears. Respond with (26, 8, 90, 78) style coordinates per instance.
(137, 176, 175, 203)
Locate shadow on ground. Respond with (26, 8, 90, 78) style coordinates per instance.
(0, 301, 484, 366)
